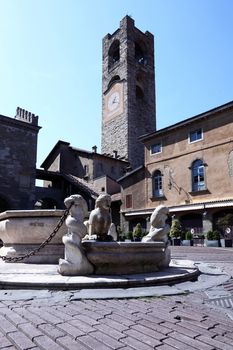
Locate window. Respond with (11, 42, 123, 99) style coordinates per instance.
(151, 142, 162, 154)
(126, 194, 132, 208)
(136, 85, 144, 100)
(191, 159, 206, 191)
(109, 40, 120, 68)
(153, 170, 163, 197)
(189, 128, 203, 143)
(135, 42, 147, 65)
(108, 75, 120, 90)
(84, 165, 89, 175)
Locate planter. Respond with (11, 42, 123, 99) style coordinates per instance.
(220, 238, 232, 248)
(172, 238, 181, 246)
(182, 239, 191, 246)
(205, 240, 219, 247)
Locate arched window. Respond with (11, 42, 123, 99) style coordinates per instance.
(136, 85, 144, 99)
(108, 40, 120, 68)
(135, 42, 147, 65)
(108, 75, 120, 90)
(191, 159, 205, 191)
(153, 170, 163, 197)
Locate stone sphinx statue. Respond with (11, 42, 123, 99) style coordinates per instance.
(58, 194, 94, 276)
(88, 194, 112, 241)
(142, 205, 170, 243)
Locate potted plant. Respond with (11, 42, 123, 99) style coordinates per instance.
(205, 230, 220, 247)
(170, 219, 182, 246)
(125, 231, 133, 242)
(133, 223, 142, 241)
(182, 231, 193, 246)
(217, 214, 233, 248)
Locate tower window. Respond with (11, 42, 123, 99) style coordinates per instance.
(135, 42, 147, 65)
(108, 75, 120, 90)
(136, 85, 144, 99)
(191, 159, 206, 191)
(109, 40, 120, 68)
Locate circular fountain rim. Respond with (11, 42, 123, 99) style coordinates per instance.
(0, 259, 199, 290)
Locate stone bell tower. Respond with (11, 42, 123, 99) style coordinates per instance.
(101, 16, 156, 169)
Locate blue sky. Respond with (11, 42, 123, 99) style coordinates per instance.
(0, 0, 233, 167)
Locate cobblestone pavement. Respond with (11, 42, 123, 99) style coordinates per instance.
(1, 246, 233, 350)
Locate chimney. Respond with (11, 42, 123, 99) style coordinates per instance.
(113, 150, 118, 159)
(15, 107, 38, 125)
(92, 145, 97, 153)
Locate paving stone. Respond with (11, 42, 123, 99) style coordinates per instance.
(75, 314, 100, 326)
(56, 335, 90, 350)
(130, 324, 167, 341)
(169, 310, 208, 322)
(120, 334, 157, 350)
(0, 335, 13, 348)
(91, 330, 127, 349)
(68, 319, 97, 334)
(57, 321, 85, 338)
(214, 334, 233, 346)
(0, 308, 27, 326)
(7, 331, 37, 350)
(13, 308, 46, 326)
(196, 335, 233, 350)
(169, 331, 215, 350)
(18, 322, 43, 341)
(177, 320, 217, 338)
(163, 335, 198, 350)
(78, 334, 113, 350)
(155, 345, 177, 350)
(0, 315, 18, 334)
(107, 313, 135, 327)
(26, 307, 61, 325)
(33, 335, 64, 350)
(94, 323, 127, 341)
(38, 323, 65, 341)
(123, 328, 162, 347)
(41, 307, 72, 322)
(99, 317, 129, 332)
(161, 321, 200, 338)
(137, 318, 172, 336)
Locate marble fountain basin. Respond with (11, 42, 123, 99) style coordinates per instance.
(0, 210, 66, 264)
(82, 241, 171, 275)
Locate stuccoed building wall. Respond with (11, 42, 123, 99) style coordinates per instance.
(0, 108, 41, 211)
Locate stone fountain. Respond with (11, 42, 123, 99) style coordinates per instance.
(57, 194, 171, 276)
(0, 194, 200, 291)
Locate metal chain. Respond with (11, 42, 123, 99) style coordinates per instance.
(0, 203, 73, 263)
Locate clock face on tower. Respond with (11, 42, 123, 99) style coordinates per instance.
(107, 91, 120, 111)
(104, 82, 124, 123)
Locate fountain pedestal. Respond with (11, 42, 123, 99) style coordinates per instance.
(0, 210, 66, 264)
(83, 241, 171, 275)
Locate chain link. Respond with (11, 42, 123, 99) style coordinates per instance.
(0, 203, 73, 263)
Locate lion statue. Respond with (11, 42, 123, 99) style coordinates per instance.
(88, 194, 112, 241)
(142, 205, 170, 243)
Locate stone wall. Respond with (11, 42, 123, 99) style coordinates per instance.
(0, 109, 40, 211)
